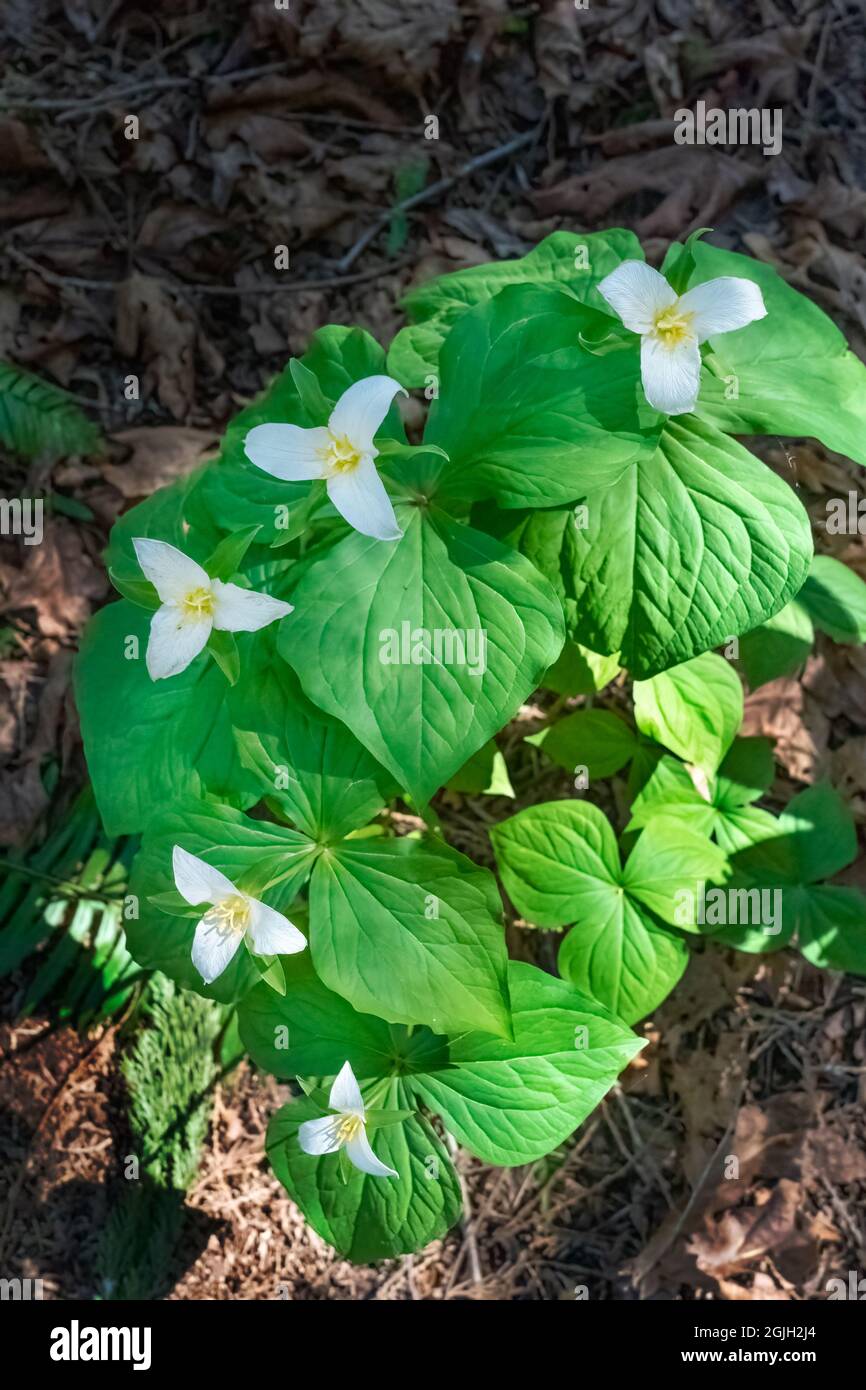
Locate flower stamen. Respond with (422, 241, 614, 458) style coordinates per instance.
(652, 305, 695, 349)
(203, 894, 251, 936)
(181, 586, 215, 619)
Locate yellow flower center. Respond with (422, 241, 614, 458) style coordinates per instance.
(182, 586, 215, 619)
(323, 432, 363, 475)
(204, 894, 251, 935)
(336, 1113, 364, 1143)
(652, 304, 695, 349)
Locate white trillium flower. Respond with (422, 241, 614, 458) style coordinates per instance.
(242, 376, 406, 542)
(132, 537, 293, 681)
(597, 261, 767, 416)
(172, 845, 306, 985)
(298, 1061, 398, 1178)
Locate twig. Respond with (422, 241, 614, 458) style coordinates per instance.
(445, 1132, 482, 1285)
(6, 245, 415, 297)
(335, 125, 544, 273)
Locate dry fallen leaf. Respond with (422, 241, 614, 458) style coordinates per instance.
(102, 427, 219, 499)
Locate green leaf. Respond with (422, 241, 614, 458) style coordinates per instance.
(266, 1092, 462, 1263)
(309, 835, 511, 1038)
(628, 738, 775, 844)
(797, 555, 866, 645)
(664, 238, 866, 467)
(288, 358, 332, 424)
(446, 740, 514, 797)
(620, 814, 729, 928)
(186, 325, 403, 546)
(241, 954, 643, 1170)
(542, 640, 621, 695)
(411, 961, 643, 1166)
(529, 708, 637, 780)
(490, 800, 709, 1022)
(714, 737, 775, 810)
(633, 651, 743, 775)
(74, 602, 262, 836)
(387, 229, 646, 387)
(203, 525, 262, 581)
(0, 358, 101, 459)
(280, 505, 564, 806)
(239, 953, 449, 1081)
(568, 417, 813, 676)
(229, 633, 397, 842)
(127, 798, 317, 1003)
(737, 599, 814, 689)
(711, 785, 862, 961)
(796, 887, 866, 975)
(424, 284, 660, 509)
(207, 629, 240, 685)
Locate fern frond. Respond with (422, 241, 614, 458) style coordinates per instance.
(0, 359, 101, 459)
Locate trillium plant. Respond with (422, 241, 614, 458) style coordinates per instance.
(77, 228, 866, 1263)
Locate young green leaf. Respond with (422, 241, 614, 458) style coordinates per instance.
(737, 599, 814, 689)
(528, 708, 637, 780)
(633, 651, 743, 776)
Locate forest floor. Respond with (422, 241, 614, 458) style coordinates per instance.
(2, 0, 866, 1299)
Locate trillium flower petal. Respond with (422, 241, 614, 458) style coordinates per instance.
(247, 899, 306, 957)
(243, 423, 331, 481)
(326, 456, 402, 542)
(132, 538, 210, 604)
(298, 1115, 344, 1156)
(345, 1128, 398, 1179)
(210, 580, 293, 633)
(172, 845, 238, 907)
(329, 1060, 365, 1116)
(677, 276, 767, 340)
(597, 261, 678, 334)
(191, 913, 244, 985)
(640, 334, 702, 416)
(328, 375, 405, 453)
(145, 603, 212, 680)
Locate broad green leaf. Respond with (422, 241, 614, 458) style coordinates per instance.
(664, 238, 866, 467)
(239, 953, 449, 1080)
(280, 505, 564, 806)
(411, 961, 643, 1165)
(104, 467, 214, 581)
(490, 800, 706, 1022)
(567, 416, 813, 676)
(711, 785, 862, 962)
(74, 602, 262, 835)
(491, 800, 621, 929)
(207, 629, 239, 685)
(267, 1093, 462, 1263)
(229, 633, 396, 842)
(796, 887, 866, 975)
(446, 740, 514, 797)
(203, 524, 262, 581)
(127, 798, 316, 1002)
(633, 651, 743, 775)
(737, 600, 813, 689)
(424, 284, 660, 509)
(620, 814, 729, 928)
(310, 835, 511, 1038)
(629, 739, 775, 844)
(542, 640, 621, 695)
(714, 737, 775, 810)
(241, 953, 643, 1170)
(387, 229, 646, 387)
(186, 325, 404, 547)
(528, 708, 637, 780)
(797, 555, 866, 645)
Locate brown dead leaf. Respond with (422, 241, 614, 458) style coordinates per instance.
(138, 203, 230, 258)
(0, 521, 105, 641)
(115, 274, 223, 420)
(741, 676, 829, 782)
(102, 427, 219, 499)
(297, 0, 462, 90)
(535, 147, 760, 239)
(0, 648, 72, 847)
